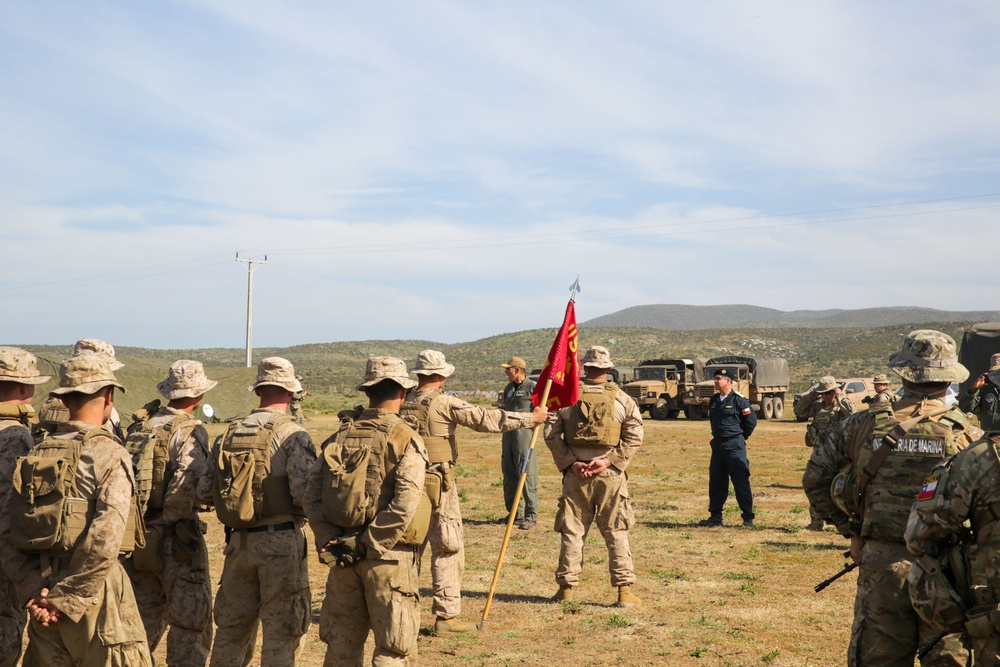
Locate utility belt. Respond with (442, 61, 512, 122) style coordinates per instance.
(224, 520, 299, 544)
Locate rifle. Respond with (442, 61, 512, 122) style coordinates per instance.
(917, 630, 948, 659)
(814, 550, 857, 592)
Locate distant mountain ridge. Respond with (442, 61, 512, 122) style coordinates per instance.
(583, 305, 1000, 330)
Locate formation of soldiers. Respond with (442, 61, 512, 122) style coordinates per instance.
(6, 328, 1000, 664)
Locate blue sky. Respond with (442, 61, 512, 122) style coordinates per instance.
(2, 1, 999, 348)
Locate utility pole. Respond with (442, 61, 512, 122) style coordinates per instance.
(235, 252, 268, 368)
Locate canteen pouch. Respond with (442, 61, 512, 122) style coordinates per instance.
(213, 449, 259, 529)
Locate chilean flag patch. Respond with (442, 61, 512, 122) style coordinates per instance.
(742, 407, 751, 415)
(917, 474, 939, 501)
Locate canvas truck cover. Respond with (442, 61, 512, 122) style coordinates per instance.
(705, 356, 789, 387)
(959, 322, 1000, 392)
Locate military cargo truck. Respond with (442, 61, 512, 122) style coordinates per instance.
(623, 358, 706, 420)
(682, 355, 790, 420)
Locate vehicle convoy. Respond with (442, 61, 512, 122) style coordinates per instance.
(622, 358, 706, 420)
(792, 378, 877, 420)
(683, 355, 790, 420)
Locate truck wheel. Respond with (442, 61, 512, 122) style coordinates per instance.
(684, 407, 700, 420)
(761, 397, 774, 420)
(651, 401, 670, 420)
(666, 410, 680, 420)
(772, 396, 784, 419)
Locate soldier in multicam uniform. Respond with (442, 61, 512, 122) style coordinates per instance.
(869, 373, 898, 406)
(500, 356, 538, 530)
(304, 357, 429, 666)
(794, 376, 856, 531)
(959, 353, 1000, 434)
(905, 429, 1000, 665)
(37, 338, 126, 440)
(289, 376, 307, 424)
(803, 330, 978, 666)
(400, 350, 547, 636)
(1, 356, 151, 665)
(124, 360, 217, 666)
(0, 348, 49, 666)
(199, 357, 316, 667)
(545, 346, 643, 608)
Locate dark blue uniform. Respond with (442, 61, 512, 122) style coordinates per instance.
(707, 390, 758, 523)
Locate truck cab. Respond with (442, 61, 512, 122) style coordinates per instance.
(623, 358, 705, 420)
(683, 355, 789, 420)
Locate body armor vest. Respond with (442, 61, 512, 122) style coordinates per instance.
(0, 403, 36, 428)
(565, 383, 622, 448)
(125, 407, 196, 518)
(807, 399, 851, 447)
(400, 389, 456, 464)
(856, 400, 968, 542)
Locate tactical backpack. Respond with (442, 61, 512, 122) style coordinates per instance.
(212, 414, 301, 529)
(319, 414, 436, 547)
(565, 383, 622, 447)
(400, 389, 455, 464)
(0, 403, 36, 428)
(908, 541, 973, 632)
(124, 400, 198, 517)
(9, 428, 144, 555)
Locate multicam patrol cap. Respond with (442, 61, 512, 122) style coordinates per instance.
(50, 356, 126, 396)
(887, 329, 969, 384)
(582, 346, 613, 369)
(500, 356, 527, 370)
(873, 373, 891, 384)
(157, 360, 218, 400)
(412, 350, 455, 378)
(0, 347, 50, 385)
(815, 376, 838, 393)
(248, 357, 303, 393)
(72, 338, 124, 371)
(356, 356, 418, 391)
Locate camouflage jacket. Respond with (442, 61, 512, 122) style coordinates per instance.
(803, 389, 980, 540)
(959, 383, 1000, 434)
(143, 406, 209, 524)
(905, 435, 1000, 609)
(794, 392, 855, 447)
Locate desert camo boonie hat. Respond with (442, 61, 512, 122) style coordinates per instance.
(0, 347, 50, 385)
(873, 374, 891, 384)
(50, 356, 126, 396)
(989, 354, 1000, 372)
(815, 376, 838, 393)
(887, 329, 969, 384)
(158, 360, 218, 400)
(356, 356, 418, 390)
(411, 350, 455, 378)
(582, 346, 613, 369)
(501, 356, 527, 370)
(72, 338, 124, 371)
(248, 357, 303, 393)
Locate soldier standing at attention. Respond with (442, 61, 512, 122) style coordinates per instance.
(0, 348, 49, 666)
(869, 373, 898, 406)
(200, 357, 316, 667)
(500, 356, 538, 530)
(794, 376, 855, 530)
(304, 357, 429, 666)
(803, 330, 978, 666)
(37, 338, 126, 440)
(545, 346, 643, 607)
(289, 376, 307, 424)
(959, 353, 1000, 433)
(401, 350, 546, 635)
(698, 368, 758, 528)
(1, 356, 151, 665)
(124, 360, 217, 666)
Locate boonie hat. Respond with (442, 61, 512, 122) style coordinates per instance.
(582, 346, 613, 369)
(873, 373, 891, 384)
(50, 356, 126, 396)
(990, 354, 1000, 372)
(72, 338, 124, 371)
(158, 360, 218, 400)
(815, 376, 838, 393)
(356, 356, 418, 391)
(412, 350, 455, 378)
(248, 357, 303, 393)
(0, 347, 50, 385)
(887, 329, 969, 384)
(501, 356, 527, 370)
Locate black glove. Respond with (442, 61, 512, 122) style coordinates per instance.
(322, 535, 367, 567)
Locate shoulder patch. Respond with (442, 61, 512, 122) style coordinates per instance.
(742, 407, 752, 415)
(916, 474, 939, 501)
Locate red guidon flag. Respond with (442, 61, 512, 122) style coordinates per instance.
(532, 300, 580, 410)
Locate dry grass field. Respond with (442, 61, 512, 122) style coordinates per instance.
(180, 414, 861, 666)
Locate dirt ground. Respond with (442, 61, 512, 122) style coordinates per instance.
(179, 414, 860, 666)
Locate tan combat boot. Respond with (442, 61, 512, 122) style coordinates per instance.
(616, 585, 641, 608)
(552, 585, 573, 602)
(434, 617, 478, 636)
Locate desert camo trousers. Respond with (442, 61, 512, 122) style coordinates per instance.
(124, 523, 213, 667)
(421, 477, 465, 620)
(0, 569, 25, 667)
(849, 539, 969, 667)
(23, 561, 152, 667)
(554, 466, 636, 588)
(209, 524, 311, 667)
(320, 546, 420, 666)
